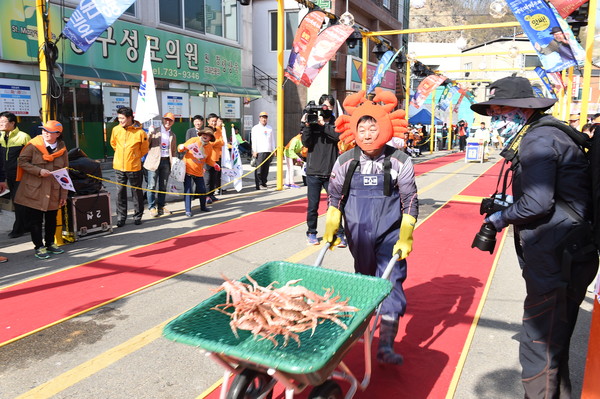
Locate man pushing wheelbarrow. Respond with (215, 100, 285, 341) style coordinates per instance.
(325, 87, 417, 365)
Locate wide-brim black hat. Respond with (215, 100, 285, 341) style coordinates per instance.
(471, 76, 557, 116)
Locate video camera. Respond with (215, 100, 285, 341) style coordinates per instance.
(471, 194, 512, 253)
(304, 101, 328, 125)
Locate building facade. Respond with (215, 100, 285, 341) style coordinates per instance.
(0, 0, 257, 159)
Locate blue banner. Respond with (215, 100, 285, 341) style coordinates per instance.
(367, 50, 400, 94)
(505, 0, 585, 72)
(62, 0, 137, 52)
(534, 66, 558, 98)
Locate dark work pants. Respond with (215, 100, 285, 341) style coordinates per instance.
(520, 256, 598, 399)
(205, 161, 221, 196)
(306, 175, 329, 235)
(115, 170, 144, 222)
(459, 135, 467, 151)
(7, 175, 28, 235)
(183, 174, 207, 213)
(24, 207, 58, 249)
(254, 152, 272, 189)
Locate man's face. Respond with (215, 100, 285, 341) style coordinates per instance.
(259, 116, 268, 126)
(0, 116, 15, 132)
(193, 119, 203, 129)
(481, 123, 485, 129)
(117, 114, 133, 127)
(207, 117, 218, 128)
(356, 119, 381, 150)
(553, 31, 567, 43)
(162, 117, 174, 129)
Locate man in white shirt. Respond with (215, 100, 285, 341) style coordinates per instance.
(144, 112, 178, 216)
(251, 111, 276, 190)
(473, 122, 490, 144)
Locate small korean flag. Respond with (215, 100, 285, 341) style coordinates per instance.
(186, 142, 205, 160)
(51, 168, 76, 192)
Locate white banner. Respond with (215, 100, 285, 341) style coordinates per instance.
(134, 39, 159, 124)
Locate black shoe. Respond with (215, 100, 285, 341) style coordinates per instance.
(134, 219, 142, 225)
(200, 207, 211, 212)
(261, 184, 267, 188)
(8, 231, 24, 239)
(116, 220, 125, 228)
(256, 186, 261, 190)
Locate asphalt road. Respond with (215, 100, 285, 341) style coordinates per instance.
(0, 150, 595, 399)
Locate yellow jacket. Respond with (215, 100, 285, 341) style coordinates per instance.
(110, 122, 149, 172)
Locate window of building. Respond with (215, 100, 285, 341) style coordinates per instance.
(124, 4, 136, 16)
(270, 11, 299, 51)
(159, 0, 238, 41)
(383, 0, 391, 9)
(523, 54, 542, 68)
(185, 0, 205, 33)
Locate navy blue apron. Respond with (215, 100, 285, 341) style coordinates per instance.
(343, 171, 408, 318)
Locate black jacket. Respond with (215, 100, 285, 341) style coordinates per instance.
(68, 148, 103, 196)
(502, 115, 595, 295)
(301, 119, 339, 177)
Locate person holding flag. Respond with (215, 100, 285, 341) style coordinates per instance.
(178, 127, 220, 217)
(14, 121, 68, 260)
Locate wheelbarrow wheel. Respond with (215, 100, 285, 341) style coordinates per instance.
(308, 380, 343, 399)
(227, 369, 273, 399)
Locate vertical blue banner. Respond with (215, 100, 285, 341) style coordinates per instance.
(534, 67, 558, 98)
(62, 0, 137, 52)
(505, 0, 585, 72)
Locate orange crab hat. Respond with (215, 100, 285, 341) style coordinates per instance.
(335, 87, 408, 151)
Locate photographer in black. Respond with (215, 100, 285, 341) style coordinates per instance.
(471, 76, 598, 398)
(301, 94, 345, 246)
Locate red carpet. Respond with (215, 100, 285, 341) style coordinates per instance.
(0, 153, 463, 347)
(204, 159, 506, 399)
(0, 198, 312, 346)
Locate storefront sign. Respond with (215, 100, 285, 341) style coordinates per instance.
(0, 78, 39, 116)
(220, 96, 240, 119)
(161, 92, 189, 118)
(102, 88, 131, 119)
(3, 0, 242, 86)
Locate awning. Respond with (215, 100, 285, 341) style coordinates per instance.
(208, 83, 262, 98)
(63, 64, 139, 84)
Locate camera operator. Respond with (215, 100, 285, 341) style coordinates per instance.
(301, 94, 345, 246)
(471, 76, 598, 398)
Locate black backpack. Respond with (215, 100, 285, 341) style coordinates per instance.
(529, 116, 600, 249)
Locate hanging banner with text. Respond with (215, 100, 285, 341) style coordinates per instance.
(410, 75, 448, 109)
(299, 24, 354, 87)
(62, 0, 137, 52)
(506, 0, 585, 72)
(285, 11, 326, 85)
(547, 0, 589, 18)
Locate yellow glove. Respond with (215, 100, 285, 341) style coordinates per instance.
(393, 214, 416, 260)
(323, 206, 342, 248)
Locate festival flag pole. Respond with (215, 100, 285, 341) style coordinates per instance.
(134, 38, 160, 126)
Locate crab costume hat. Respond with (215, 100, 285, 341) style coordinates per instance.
(335, 87, 409, 151)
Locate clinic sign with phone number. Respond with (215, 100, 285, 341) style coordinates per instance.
(2, 0, 242, 86)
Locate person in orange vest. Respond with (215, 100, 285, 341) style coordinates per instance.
(204, 113, 224, 203)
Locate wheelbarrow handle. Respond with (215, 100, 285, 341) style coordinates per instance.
(381, 254, 400, 281)
(314, 242, 331, 267)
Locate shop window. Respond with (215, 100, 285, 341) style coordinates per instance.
(270, 11, 299, 51)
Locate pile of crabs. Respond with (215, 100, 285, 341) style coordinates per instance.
(213, 275, 359, 347)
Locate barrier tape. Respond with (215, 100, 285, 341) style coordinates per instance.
(67, 150, 276, 197)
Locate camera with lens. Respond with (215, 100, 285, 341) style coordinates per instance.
(304, 100, 324, 124)
(471, 194, 512, 253)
